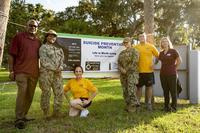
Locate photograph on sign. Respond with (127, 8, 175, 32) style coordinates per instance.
(57, 38, 81, 71)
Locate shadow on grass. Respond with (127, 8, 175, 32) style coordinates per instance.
(0, 97, 195, 133)
(0, 79, 197, 132)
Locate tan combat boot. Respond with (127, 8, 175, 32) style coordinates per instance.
(125, 105, 136, 113)
(52, 110, 63, 118)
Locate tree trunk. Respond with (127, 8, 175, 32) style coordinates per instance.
(0, 0, 11, 68)
(144, 0, 154, 34)
(144, 0, 155, 104)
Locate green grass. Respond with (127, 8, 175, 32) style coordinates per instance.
(0, 69, 9, 82)
(0, 77, 200, 132)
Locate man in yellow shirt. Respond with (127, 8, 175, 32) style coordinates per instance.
(134, 33, 159, 111)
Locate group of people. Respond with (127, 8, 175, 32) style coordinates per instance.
(118, 33, 182, 113)
(8, 19, 182, 129)
(8, 19, 97, 129)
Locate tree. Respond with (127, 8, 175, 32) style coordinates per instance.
(0, 0, 11, 67)
(3, 0, 200, 68)
(184, 0, 200, 46)
(144, 0, 155, 104)
(154, 0, 193, 45)
(68, 0, 144, 37)
(2, 0, 56, 68)
(144, 0, 154, 34)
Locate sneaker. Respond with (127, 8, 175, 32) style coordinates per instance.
(125, 105, 136, 113)
(80, 109, 89, 117)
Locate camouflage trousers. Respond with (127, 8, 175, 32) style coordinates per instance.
(120, 72, 139, 107)
(39, 70, 63, 114)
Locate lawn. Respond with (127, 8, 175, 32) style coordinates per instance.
(0, 72, 200, 133)
(0, 69, 9, 82)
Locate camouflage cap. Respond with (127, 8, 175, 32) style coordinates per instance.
(46, 29, 57, 36)
(123, 37, 131, 43)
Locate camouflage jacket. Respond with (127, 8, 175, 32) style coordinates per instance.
(39, 44, 65, 72)
(118, 48, 139, 74)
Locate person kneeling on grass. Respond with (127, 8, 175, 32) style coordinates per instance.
(63, 65, 97, 117)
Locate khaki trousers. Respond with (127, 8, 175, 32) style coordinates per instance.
(15, 73, 38, 120)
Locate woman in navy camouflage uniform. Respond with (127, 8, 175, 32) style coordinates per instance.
(39, 30, 65, 118)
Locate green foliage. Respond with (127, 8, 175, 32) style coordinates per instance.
(3, 0, 200, 68)
(6, 0, 200, 44)
(3, 0, 56, 67)
(0, 78, 200, 132)
(184, 0, 200, 46)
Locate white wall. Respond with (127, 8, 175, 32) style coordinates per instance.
(189, 50, 200, 104)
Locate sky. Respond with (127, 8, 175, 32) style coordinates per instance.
(25, 0, 80, 12)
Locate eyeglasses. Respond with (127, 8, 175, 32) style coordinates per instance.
(29, 24, 38, 28)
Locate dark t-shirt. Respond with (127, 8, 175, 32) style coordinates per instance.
(9, 32, 41, 77)
(159, 49, 179, 75)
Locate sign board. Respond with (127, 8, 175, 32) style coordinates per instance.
(57, 33, 124, 78)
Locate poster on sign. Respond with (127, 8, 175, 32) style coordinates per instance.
(57, 33, 124, 78)
(81, 38, 124, 72)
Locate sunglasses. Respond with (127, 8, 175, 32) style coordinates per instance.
(29, 24, 38, 28)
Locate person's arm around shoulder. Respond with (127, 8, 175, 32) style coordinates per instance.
(154, 50, 162, 65)
(151, 44, 159, 58)
(150, 44, 159, 70)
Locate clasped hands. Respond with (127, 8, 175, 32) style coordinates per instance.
(82, 99, 91, 105)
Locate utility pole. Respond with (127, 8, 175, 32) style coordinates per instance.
(0, 0, 11, 68)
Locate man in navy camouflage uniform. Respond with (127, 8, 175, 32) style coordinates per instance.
(118, 37, 139, 112)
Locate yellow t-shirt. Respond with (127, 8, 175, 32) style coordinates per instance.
(64, 78, 97, 99)
(134, 43, 159, 73)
